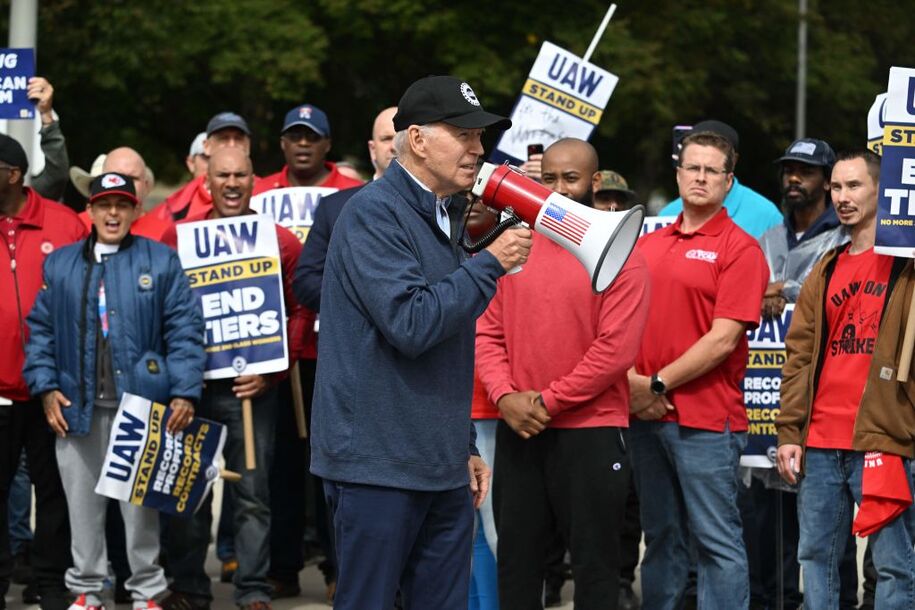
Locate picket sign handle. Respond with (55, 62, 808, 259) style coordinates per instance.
(220, 469, 242, 483)
(242, 398, 256, 469)
(896, 283, 915, 382)
(582, 3, 617, 64)
(290, 362, 308, 439)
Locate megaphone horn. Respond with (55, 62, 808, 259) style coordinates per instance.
(472, 162, 644, 293)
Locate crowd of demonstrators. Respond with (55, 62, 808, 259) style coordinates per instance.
(4, 68, 915, 610)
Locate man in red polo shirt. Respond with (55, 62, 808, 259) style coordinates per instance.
(0, 134, 86, 610)
(256, 104, 363, 193)
(627, 131, 768, 610)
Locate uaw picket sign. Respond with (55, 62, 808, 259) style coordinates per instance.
(493, 41, 618, 164)
(741, 306, 793, 468)
(176, 214, 288, 378)
(875, 67, 915, 257)
(95, 393, 227, 516)
(868, 92, 888, 155)
(249, 187, 336, 244)
(0, 48, 34, 119)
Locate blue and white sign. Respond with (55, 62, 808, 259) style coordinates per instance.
(95, 393, 227, 517)
(176, 215, 288, 378)
(741, 306, 793, 468)
(492, 41, 618, 164)
(868, 92, 888, 155)
(0, 48, 34, 119)
(250, 187, 336, 245)
(875, 67, 915, 258)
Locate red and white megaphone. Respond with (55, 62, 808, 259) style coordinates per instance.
(472, 162, 645, 293)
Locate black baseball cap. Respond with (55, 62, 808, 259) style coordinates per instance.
(692, 120, 739, 152)
(206, 112, 251, 137)
(0, 133, 28, 174)
(89, 172, 138, 205)
(775, 138, 836, 167)
(393, 76, 511, 132)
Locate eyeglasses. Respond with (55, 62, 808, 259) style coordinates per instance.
(0, 164, 19, 172)
(282, 129, 324, 144)
(678, 164, 730, 179)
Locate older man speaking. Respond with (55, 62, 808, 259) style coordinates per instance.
(311, 76, 530, 609)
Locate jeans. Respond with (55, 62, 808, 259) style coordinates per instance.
(167, 381, 277, 605)
(798, 449, 915, 610)
(8, 449, 32, 555)
(628, 420, 749, 610)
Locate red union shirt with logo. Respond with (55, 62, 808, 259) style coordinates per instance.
(807, 246, 892, 450)
(635, 208, 769, 432)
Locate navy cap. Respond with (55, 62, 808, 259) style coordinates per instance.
(692, 120, 739, 152)
(393, 75, 511, 132)
(0, 133, 28, 174)
(206, 112, 251, 137)
(282, 104, 330, 138)
(775, 138, 836, 168)
(89, 172, 138, 205)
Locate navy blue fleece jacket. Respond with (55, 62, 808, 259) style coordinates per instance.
(310, 160, 505, 491)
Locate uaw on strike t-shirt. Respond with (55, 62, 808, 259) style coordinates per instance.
(807, 246, 892, 450)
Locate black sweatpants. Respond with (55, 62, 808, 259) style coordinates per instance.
(493, 422, 629, 610)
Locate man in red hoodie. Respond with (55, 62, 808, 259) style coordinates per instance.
(256, 104, 363, 193)
(476, 138, 649, 609)
(0, 134, 86, 610)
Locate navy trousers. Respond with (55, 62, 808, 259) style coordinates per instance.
(323, 480, 473, 610)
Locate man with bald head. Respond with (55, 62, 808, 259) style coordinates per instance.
(476, 137, 650, 609)
(75, 147, 155, 231)
(161, 147, 307, 610)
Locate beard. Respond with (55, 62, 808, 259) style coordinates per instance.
(573, 189, 594, 208)
(781, 185, 815, 212)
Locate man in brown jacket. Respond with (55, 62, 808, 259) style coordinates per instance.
(776, 149, 915, 610)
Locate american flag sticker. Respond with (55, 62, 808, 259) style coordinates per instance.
(540, 203, 590, 245)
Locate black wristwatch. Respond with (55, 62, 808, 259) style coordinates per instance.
(650, 373, 667, 396)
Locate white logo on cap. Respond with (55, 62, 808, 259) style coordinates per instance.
(790, 141, 817, 156)
(299, 106, 312, 119)
(100, 174, 126, 188)
(460, 83, 480, 107)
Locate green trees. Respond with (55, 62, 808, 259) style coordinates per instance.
(6, 0, 913, 200)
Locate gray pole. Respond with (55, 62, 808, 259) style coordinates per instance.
(7, 0, 38, 183)
(795, 0, 808, 140)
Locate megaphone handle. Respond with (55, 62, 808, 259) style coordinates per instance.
(503, 213, 527, 275)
